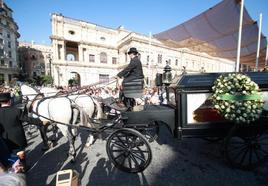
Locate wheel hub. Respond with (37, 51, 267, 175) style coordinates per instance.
(250, 143, 260, 149)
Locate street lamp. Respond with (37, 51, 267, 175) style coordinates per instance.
(47, 54, 52, 76)
(162, 64, 172, 85)
(162, 64, 172, 102)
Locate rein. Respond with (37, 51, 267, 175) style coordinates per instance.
(21, 77, 117, 98)
(29, 107, 120, 133)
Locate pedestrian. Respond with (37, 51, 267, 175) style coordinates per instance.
(0, 93, 27, 172)
(262, 65, 268, 72)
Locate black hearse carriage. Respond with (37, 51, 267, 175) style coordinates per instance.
(121, 72, 268, 171)
(173, 72, 268, 170)
(19, 71, 268, 173)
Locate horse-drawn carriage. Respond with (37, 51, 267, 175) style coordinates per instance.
(20, 72, 268, 173)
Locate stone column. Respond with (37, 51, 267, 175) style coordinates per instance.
(62, 41, 66, 61)
(53, 40, 58, 60)
(4, 73, 8, 85)
(78, 45, 82, 62)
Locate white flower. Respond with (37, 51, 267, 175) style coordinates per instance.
(212, 73, 263, 124)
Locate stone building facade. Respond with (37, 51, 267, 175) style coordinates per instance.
(18, 42, 53, 78)
(0, 1, 19, 85)
(50, 13, 235, 87)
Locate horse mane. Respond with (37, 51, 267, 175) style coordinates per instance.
(21, 84, 39, 101)
(40, 87, 59, 97)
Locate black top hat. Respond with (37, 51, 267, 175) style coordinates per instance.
(0, 93, 11, 102)
(127, 47, 138, 55)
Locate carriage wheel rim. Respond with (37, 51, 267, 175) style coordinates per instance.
(107, 128, 152, 173)
(226, 133, 268, 169)
(111, 135, 148, 168)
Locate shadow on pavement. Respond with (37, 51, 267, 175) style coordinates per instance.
(150, 125, 268, 186)
(87, 157, 149, 186)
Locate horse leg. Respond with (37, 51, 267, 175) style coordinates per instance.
(38, 122, 51, 151)
(78, 107, 95, 148)
(27, 116, 51, 151)
(71, 108, 79, 139)
(66, 127, 76, 162)
(86, 134, 94, 147)
(51, 123, 58, 142)
(86, 118, 94, 147)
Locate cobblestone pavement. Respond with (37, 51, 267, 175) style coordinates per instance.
(25, 126, 268, 186)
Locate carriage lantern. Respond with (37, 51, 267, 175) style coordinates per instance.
(162, 64, 172, 86)
(162, 64, 172, 102)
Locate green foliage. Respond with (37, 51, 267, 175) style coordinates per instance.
(40, 75, 53, 85)
(68, 78, 78, 86)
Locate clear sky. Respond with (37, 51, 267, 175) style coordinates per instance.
(5, 0, 268, 44)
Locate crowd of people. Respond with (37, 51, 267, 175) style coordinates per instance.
(54, 85, 164, 106)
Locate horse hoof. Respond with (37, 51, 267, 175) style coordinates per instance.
(71, 158, 76, 163)
(51, 136, 57, 142)
(42, 142, 53, 151)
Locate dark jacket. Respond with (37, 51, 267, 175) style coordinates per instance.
(0, 106, 27, 152)
(117, 56, 144, 83)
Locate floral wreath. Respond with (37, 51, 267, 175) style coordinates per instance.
(212, 73, 263, 124)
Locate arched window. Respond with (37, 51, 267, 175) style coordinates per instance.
(100, 52, 107, 63)
(68, 30, 75, 35)
(66, 53, 76, 61)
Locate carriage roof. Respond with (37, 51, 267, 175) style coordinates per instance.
(175, 72, 268, 90)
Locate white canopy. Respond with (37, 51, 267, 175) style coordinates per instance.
(154, 0, 267, 68)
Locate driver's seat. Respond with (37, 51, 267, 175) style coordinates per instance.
(122, 79, 144, 98)
(121, 79, 144, 110)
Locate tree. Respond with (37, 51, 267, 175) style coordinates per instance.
(0, 75, 4, 85)
(68, 78, 78, 87)
(40, 75, 53, 86)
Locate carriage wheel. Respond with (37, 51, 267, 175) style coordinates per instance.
(224, 130, 268, 170)
(106, 128, 152, 173)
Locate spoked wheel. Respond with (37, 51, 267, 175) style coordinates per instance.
(225, 130, 268, 170)
(106, 128, 152, 173)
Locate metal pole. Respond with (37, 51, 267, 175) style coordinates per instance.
(265, 44, 268, 66)
(165, 85, 169, 102)
(49, 59, 52, 76)
(148, 32, 152, 88)
(235, 0, 244, 72)
(255, 13, 263, 71)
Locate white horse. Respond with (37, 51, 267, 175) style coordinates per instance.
(21, 85, 77, 160)
(39, 86, 105, 146)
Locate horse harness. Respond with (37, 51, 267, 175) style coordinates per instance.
(27, 93, 98, 125)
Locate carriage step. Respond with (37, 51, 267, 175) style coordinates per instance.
(124, 123, 150, 128)
(121, 116, 128, 120)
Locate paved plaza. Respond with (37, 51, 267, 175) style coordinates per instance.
(25, 126, 268, 186)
